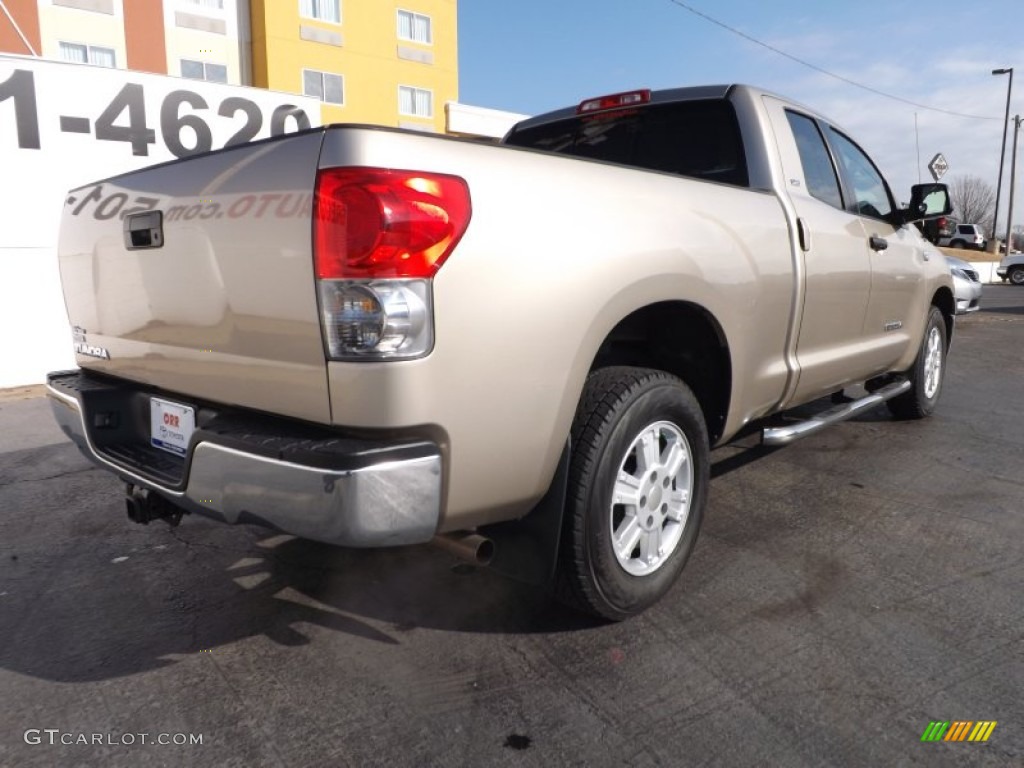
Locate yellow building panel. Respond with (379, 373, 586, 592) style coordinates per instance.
(251, 0, 457, 133)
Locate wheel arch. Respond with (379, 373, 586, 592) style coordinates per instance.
(587, 301, 732, 445)
(484, 301, 731, 590)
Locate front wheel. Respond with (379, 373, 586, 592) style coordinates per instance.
(950, 239, 967, 249)
(887, 306, 947, 419)
(554, 367, 709, 621)
(1009, 266, 1024, 286)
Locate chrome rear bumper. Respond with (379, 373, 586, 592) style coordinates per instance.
(47, 372, 442, 547)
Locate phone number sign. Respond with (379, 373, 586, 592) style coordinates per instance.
(0, 54, 322, 248)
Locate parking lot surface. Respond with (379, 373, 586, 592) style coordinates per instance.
(1, 287, 1022, 767)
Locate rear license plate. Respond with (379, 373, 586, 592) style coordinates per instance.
(150, 397, 195, 457)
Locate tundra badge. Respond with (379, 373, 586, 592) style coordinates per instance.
(72, 326, 110, 359)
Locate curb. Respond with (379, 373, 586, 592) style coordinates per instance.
(0, 385, 47, 402)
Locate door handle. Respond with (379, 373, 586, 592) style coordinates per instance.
(869, 235, 888, 252)
(797, 217, 810, 252)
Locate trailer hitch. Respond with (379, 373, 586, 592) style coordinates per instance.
(125, 484, 185, 527)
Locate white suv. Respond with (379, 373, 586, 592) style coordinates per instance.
(997, 252, 1024, 285)
(939, 223, 986, 250)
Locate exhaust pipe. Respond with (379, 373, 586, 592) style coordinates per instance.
(431, 532, 495, 566)
(125, 484, 184, 527)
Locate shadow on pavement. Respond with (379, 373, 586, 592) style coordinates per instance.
(0, 467, 602, 683)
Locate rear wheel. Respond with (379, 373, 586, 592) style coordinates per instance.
(950, 239, 967, 249)
(887, 306, 947, 419)
(554, 367, 709, 621)
(1009, 266, 1024, 286)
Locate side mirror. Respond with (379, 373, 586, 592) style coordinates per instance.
(900, 183, 953, 224)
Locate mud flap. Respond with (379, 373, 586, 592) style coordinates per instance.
(479, 440, 569, 587)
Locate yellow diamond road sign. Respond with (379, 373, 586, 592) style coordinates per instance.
(929, 153, 949, 182)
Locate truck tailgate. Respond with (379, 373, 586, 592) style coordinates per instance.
(57, 131, 330, 423)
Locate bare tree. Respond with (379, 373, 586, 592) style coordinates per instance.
(1012, 224, 1024, 252)
(947, 175, 996, 237)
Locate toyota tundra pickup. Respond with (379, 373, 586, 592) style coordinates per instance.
(48, 84, 955, 620)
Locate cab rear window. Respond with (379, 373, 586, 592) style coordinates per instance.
(504, 99, 748, 187)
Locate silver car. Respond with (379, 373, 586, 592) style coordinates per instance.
(946, 254, 983, 314)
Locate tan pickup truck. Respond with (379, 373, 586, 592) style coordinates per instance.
(48, 84, 955, 619)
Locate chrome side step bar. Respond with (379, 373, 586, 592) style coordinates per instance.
(761, 379, 911, 447)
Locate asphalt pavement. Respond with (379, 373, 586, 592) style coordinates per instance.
(1, 287, 1022, 767)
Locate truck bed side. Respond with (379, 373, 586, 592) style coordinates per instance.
(316, 127, 794, 529)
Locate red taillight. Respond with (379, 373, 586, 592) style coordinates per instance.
(577, 89, 651, 114)
(314, 167, 472, 279)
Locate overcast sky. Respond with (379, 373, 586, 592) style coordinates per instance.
(460, 0, 1024, 229)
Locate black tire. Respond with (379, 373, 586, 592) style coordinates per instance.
(950, 239, 966, 249)
(887, 306, 947, 420)
(554, 367, 709, 621)
(1009, 266, 1024, 286)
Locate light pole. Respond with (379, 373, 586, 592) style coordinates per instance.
(915, 112, 921, 183)
(991, 68, 1014, 252)
(1004, 115, 1021, 257)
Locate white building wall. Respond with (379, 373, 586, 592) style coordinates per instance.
(446, 101, 527, 139)
(163, 0, 243, 84)
(0, 53, 321, 388)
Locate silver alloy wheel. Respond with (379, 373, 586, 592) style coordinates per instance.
(609, 420, 693, 577)
(923, 326, 943, 399)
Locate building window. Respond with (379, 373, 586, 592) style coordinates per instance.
(397, 10, 431, 44)
(51, 0, 114, 13)
(181, 59, 228, 83)
(398, 86, 432, 118)
(181, 0, 224, 10)
(303, 70, 344, 105)
(59, 42, 116, 67)
(299, 0, 340, 24)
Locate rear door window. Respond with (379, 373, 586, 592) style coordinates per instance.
(785, 110, 844, 209)
(505, 100, 749, 187)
